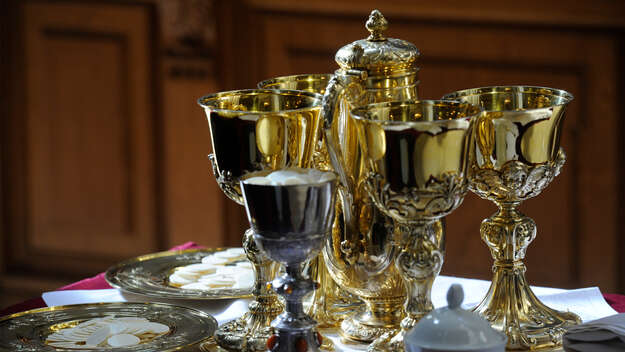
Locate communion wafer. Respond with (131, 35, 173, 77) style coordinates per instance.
(177, 263, 217, 275)
(180, 282, 212, 290)
(201, 255, 232, 265)
(107, 333, 140, 347)
(45, 316, 170, 349)
(86, 325, 113, 346)
(245, 169, 336, 186)
(168, 272, 195, 285)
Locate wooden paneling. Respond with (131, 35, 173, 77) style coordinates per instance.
(162, 56, 227, 248)
(217, 1, 625, 292)
(4, 1, 159, 277)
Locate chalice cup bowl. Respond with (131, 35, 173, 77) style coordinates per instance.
(198, 89, 323, 352)
(259, 73, 361, 328)
(442, 86, 581, 350)
(351, 100, 479, 351)
(240, 169, 337, 352)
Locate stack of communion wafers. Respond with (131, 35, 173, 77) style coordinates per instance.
(45, 317, 169, 349)
(168, 248, 254, 290)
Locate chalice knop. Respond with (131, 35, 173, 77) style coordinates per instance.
(442, 86, 581, 350)
(198, 89, 322, 352)
(351, 100, 480, 351)
(240, 169, 337, 352)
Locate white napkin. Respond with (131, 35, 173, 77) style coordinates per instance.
(563, 313, 625, 352)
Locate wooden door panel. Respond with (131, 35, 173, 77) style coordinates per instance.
(6, 1, 159, 275)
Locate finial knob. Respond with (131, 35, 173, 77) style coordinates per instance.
(447, 284, 464, 310)
(366, 9, 388, 41)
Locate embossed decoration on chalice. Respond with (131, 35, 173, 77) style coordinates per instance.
(198, 89, 322, 352)
(351, 100, 480, 352)
(442, 86, 581, 350)
(240, 169, 337, 352)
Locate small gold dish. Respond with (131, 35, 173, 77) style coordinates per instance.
(105, 248, 253, 300)
(0, 302, 217, 351)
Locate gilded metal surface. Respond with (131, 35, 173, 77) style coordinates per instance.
(351, 100, 477, 351)
(199, 89, 323, 205)
(214, 229, 283, 352)
(105, 248, 253, 300)
(241, 172, 337, 352)
(198, 89, 323, 352)
(0, 302, 217, 352)
(442, 86, 581, 350)
(318, 10, 425, 343)
(258, 74, 361, 328)
(335, 10, 419, 74)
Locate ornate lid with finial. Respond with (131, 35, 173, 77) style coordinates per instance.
(335, 9, 420, 75)
(405, 284, 507, 352)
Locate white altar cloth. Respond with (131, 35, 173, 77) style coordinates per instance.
(42, 275, 617, 351)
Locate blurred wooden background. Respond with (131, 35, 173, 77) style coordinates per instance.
(1, 0, 624, 308)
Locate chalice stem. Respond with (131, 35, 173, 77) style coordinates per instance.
(475, 203, 580, 350)
(270, 261, 322, 352)
(214, 229, 283, 352)
(369, 221, 444, 352)
(396, 221, 444, 325)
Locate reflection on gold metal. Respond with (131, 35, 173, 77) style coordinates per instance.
(198, 89, 322, 352)
(315, 10, 428, 344)
(258, 74, 361, 329)
(443, 86, 581, 350)
(352, 100, 478, 351)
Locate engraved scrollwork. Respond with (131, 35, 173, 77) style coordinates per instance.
(396, 241, 442, 283)
(513, 220, 536, 261)
(341, 321, 394, 342)
(208, 153, 243, 204)
(365, 172, 466, 223)
(480, 222, 505, 260)
(470, 148, 566, 203)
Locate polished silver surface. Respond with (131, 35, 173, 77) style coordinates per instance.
(240, 171, 337, 352)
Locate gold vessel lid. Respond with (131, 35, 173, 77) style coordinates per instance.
(335, 10, 419, 75)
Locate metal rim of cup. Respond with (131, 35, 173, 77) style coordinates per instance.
(196, 88, 323, 113)
(441, 85, 574, 108)
(257, 73, 332, 90)
(350, 99, 483, 126)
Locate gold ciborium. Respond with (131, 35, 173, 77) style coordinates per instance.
(198, 89, 322, 352)
(258, 74, 362, 329)
(442, 86, 581, 350)
(351, 100, 479, 352)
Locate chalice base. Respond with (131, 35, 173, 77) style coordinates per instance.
(475, 201, 581, 350)
(367, 314, 425, 352)
(474, 265, 581, 350)
(215, 229, 284, 352)
(339, 297, 404, 343)
(215, 296, 283, 352)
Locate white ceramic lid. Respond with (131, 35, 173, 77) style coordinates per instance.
(405, 284, 507, 351)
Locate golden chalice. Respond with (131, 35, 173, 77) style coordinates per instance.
(442, 86, 581, 350)
(351, 100, 480, 351)
(198, 89, 322, 352)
